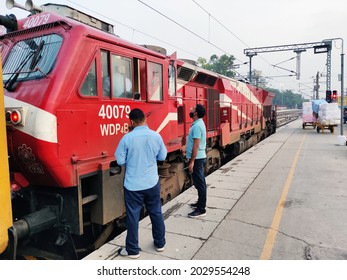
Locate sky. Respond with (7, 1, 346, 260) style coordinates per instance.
(1, 0, 346, 99)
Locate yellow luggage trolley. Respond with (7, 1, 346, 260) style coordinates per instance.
(315, 122, 337, 133)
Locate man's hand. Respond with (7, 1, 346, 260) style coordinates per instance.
(188, 160, 194, 174)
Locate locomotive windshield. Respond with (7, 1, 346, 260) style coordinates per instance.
(3, 33, 62, 90)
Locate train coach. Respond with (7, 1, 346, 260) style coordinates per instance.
(0, 0, 276, 259)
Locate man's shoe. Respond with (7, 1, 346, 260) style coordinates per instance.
(189, 202, 198, 208)
(118, 248, 140, 259)
(155, 246, 165, 252)
(188, 209, 206, 218)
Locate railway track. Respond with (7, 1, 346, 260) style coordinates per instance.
(276, 109, 301, 127)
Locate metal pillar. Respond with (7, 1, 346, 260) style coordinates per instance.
(326, 48, 332, 91)
(246, 52, 256, 84)
(294, 49, 306, 80)
(314, 72, 320, 99)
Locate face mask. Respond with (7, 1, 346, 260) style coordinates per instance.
(189, 112, 195, 118)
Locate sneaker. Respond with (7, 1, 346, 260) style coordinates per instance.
(155, 246, 165, 252)
(118, 248, 140, 259)
(189, 202, 198, 208)
(188, 209, 206, 218)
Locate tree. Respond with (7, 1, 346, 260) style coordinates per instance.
(266, 87, 308, 109)
(197, 54, 236, 78)
(197, 54, 307, 108)
(251, 69, 267, 87)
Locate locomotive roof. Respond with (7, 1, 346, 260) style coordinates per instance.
(41, 3, 114, 33)
(2, 3, 169, 60)
(2, 3, 272, 95)
(176, 58, 248, 87)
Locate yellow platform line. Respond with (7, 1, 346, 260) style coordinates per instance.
(260, 133, 306, 260)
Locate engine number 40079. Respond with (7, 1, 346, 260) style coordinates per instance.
(98, 105, 131, 120)
(190, 266, 250, 276)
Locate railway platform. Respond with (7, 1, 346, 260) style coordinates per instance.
(84, 119, 347, 260)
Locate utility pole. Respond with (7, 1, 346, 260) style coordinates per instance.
(246, 52, 257, 83)
(315, 71, 320, 99)
(294, 49, 306, 80)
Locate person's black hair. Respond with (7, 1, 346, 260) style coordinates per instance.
(129, 108, 145, 123)
(195, 104, 206, 118)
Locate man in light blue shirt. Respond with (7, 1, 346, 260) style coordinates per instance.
(186, 117, 207, 160)
(186, 104, 207, 218)
(115, 108, 167, 258)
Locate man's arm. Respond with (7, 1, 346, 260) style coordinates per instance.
(188, 138, 200, 173)
(114, 138, 127, 166)
(157, 135, 168, 161)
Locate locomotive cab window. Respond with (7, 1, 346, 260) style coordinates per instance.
(3, 34, 63, 88)
(147, 62, 163, 101)
(168, 63, 176, 97)
(80, 58, 97, 96)
(111, 55, 133, 99)
(101, 50, 111, 98)
(100, 50, 143, 100)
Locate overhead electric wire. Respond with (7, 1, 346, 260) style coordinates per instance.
(67, 0, 201, 58)
(192, 0, 323, 93)
(69, 0, 302, 87)
(192, 0, 250, 49)
(266, 75, 296, 78)
(274, 57, 295, 66)
(271, 64, 296, 74)
(298, 82, 314, 89)
(190, 0, 290, 81)
(67, 0, 246, 79)
(137, 0, 235, 58)
(136, 0, 249, 79)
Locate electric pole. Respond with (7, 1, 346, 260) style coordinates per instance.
(314, 71, 320, 99)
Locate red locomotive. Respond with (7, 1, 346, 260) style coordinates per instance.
(0, 0, 276, 259)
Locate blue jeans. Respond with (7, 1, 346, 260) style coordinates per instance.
(192, 158, 207, 211)
(124, 180, 165, 254)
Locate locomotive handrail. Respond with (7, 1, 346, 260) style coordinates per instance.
(71, 151, 108, 164)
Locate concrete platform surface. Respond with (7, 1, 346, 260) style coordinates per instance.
(84, 119, 347, 260)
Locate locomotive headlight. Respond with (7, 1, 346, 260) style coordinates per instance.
(5, 107, 26, 126)
(10, 110, 22, 124)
